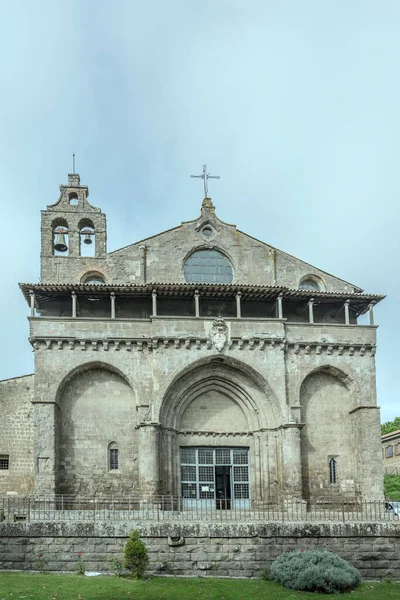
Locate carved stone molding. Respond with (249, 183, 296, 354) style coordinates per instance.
(28, 336, 376, 356)
(286, 342, 376, 357)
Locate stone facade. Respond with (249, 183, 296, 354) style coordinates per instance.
(382, 430, 400, 474)
(0, 521, 399, 579)
(0, 172, 385, 503)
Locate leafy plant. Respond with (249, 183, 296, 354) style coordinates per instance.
(110, 556, 124, 576)
(76, 552, 85, 575)
(35, 553, 47, 573)
(269, 549, 361, 594)
(124, 530, 149, 579)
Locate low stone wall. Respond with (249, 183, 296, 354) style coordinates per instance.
(0, 521, 399, 579)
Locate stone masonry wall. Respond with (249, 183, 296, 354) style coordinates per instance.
(0, 521, 399, 580)
(0, 375, 34, 494)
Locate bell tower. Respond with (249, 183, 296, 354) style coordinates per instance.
(40, 173, 107, 283)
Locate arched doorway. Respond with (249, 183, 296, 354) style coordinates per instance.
(158, 357, 280, 506)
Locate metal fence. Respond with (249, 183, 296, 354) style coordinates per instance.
(1, 495, 399, 523)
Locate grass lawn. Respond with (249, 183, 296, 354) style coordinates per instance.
(0, 573, 399, 600)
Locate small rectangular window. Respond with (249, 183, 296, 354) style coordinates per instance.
(386, 445, 393, 458)
(0, 455, 9, 470)
(396, 443, 400, 456)
(329, 457, 337, 484)
(109, 449, 119, 470)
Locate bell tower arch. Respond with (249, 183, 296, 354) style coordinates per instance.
(40, 173, 107, 283)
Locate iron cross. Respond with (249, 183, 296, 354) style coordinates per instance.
(190, 164, 220, 197)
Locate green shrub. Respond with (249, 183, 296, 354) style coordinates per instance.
(124, 530, 149, 579)
(384, 475, 400, 501)
(269, 549, 361, 594)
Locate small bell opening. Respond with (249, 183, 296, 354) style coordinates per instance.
(53, 227, 68, 253)
(81, 228, 93, 245)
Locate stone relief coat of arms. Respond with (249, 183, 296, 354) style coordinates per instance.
(210, 318, 228, 352)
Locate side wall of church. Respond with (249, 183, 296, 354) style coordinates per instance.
(0, 375, 35, 494)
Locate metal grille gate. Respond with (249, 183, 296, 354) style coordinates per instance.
(180, 447, 250, 509)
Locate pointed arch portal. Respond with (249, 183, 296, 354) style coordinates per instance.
(158, 356, 281, 506)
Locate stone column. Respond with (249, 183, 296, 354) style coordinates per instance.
(277, 294, 283, 319)
(194, 290, 200, 317)
(236, 292, 241, 318)
(34, 402, 59, 496)
(138, 423, 160, 497)
(29, 290, 36, 317)
(344, 299, 350, 325)
(110, 292, 116, 319)
(152, 290, 157, 316)
(281, 424, 303, 499)
(368, 303, 375, 326)
(71, 291, 77, 318)
(308, 298, 314, 324)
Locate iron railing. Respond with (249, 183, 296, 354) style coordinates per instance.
(1, 496, 399, 523)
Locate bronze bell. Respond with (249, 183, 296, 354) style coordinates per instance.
(83, 232, 93, 245)
(54, 233, 68, 252)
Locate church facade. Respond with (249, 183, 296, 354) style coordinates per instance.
(0, 173, 384, 504)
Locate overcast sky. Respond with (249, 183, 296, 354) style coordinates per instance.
(0, 1, 399, 422)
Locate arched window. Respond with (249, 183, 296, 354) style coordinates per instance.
(69, 192, 79, 206)
(52, 219, 69, 256)
(183, 249, 233, 283)
(329, 457, 337, 484)
(79, 219, 95, 258)
(82, 272, 105, 285)
(108, 442, 119, 471)
(299, 275, 324, 291)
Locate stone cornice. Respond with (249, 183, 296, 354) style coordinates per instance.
(29, 336, 376, 356)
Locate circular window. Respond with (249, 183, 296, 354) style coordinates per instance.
(184, 249, 233, 283)
(202, 226, 213, 239)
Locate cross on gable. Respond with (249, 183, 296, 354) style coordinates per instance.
(190, 164, 220, 198)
